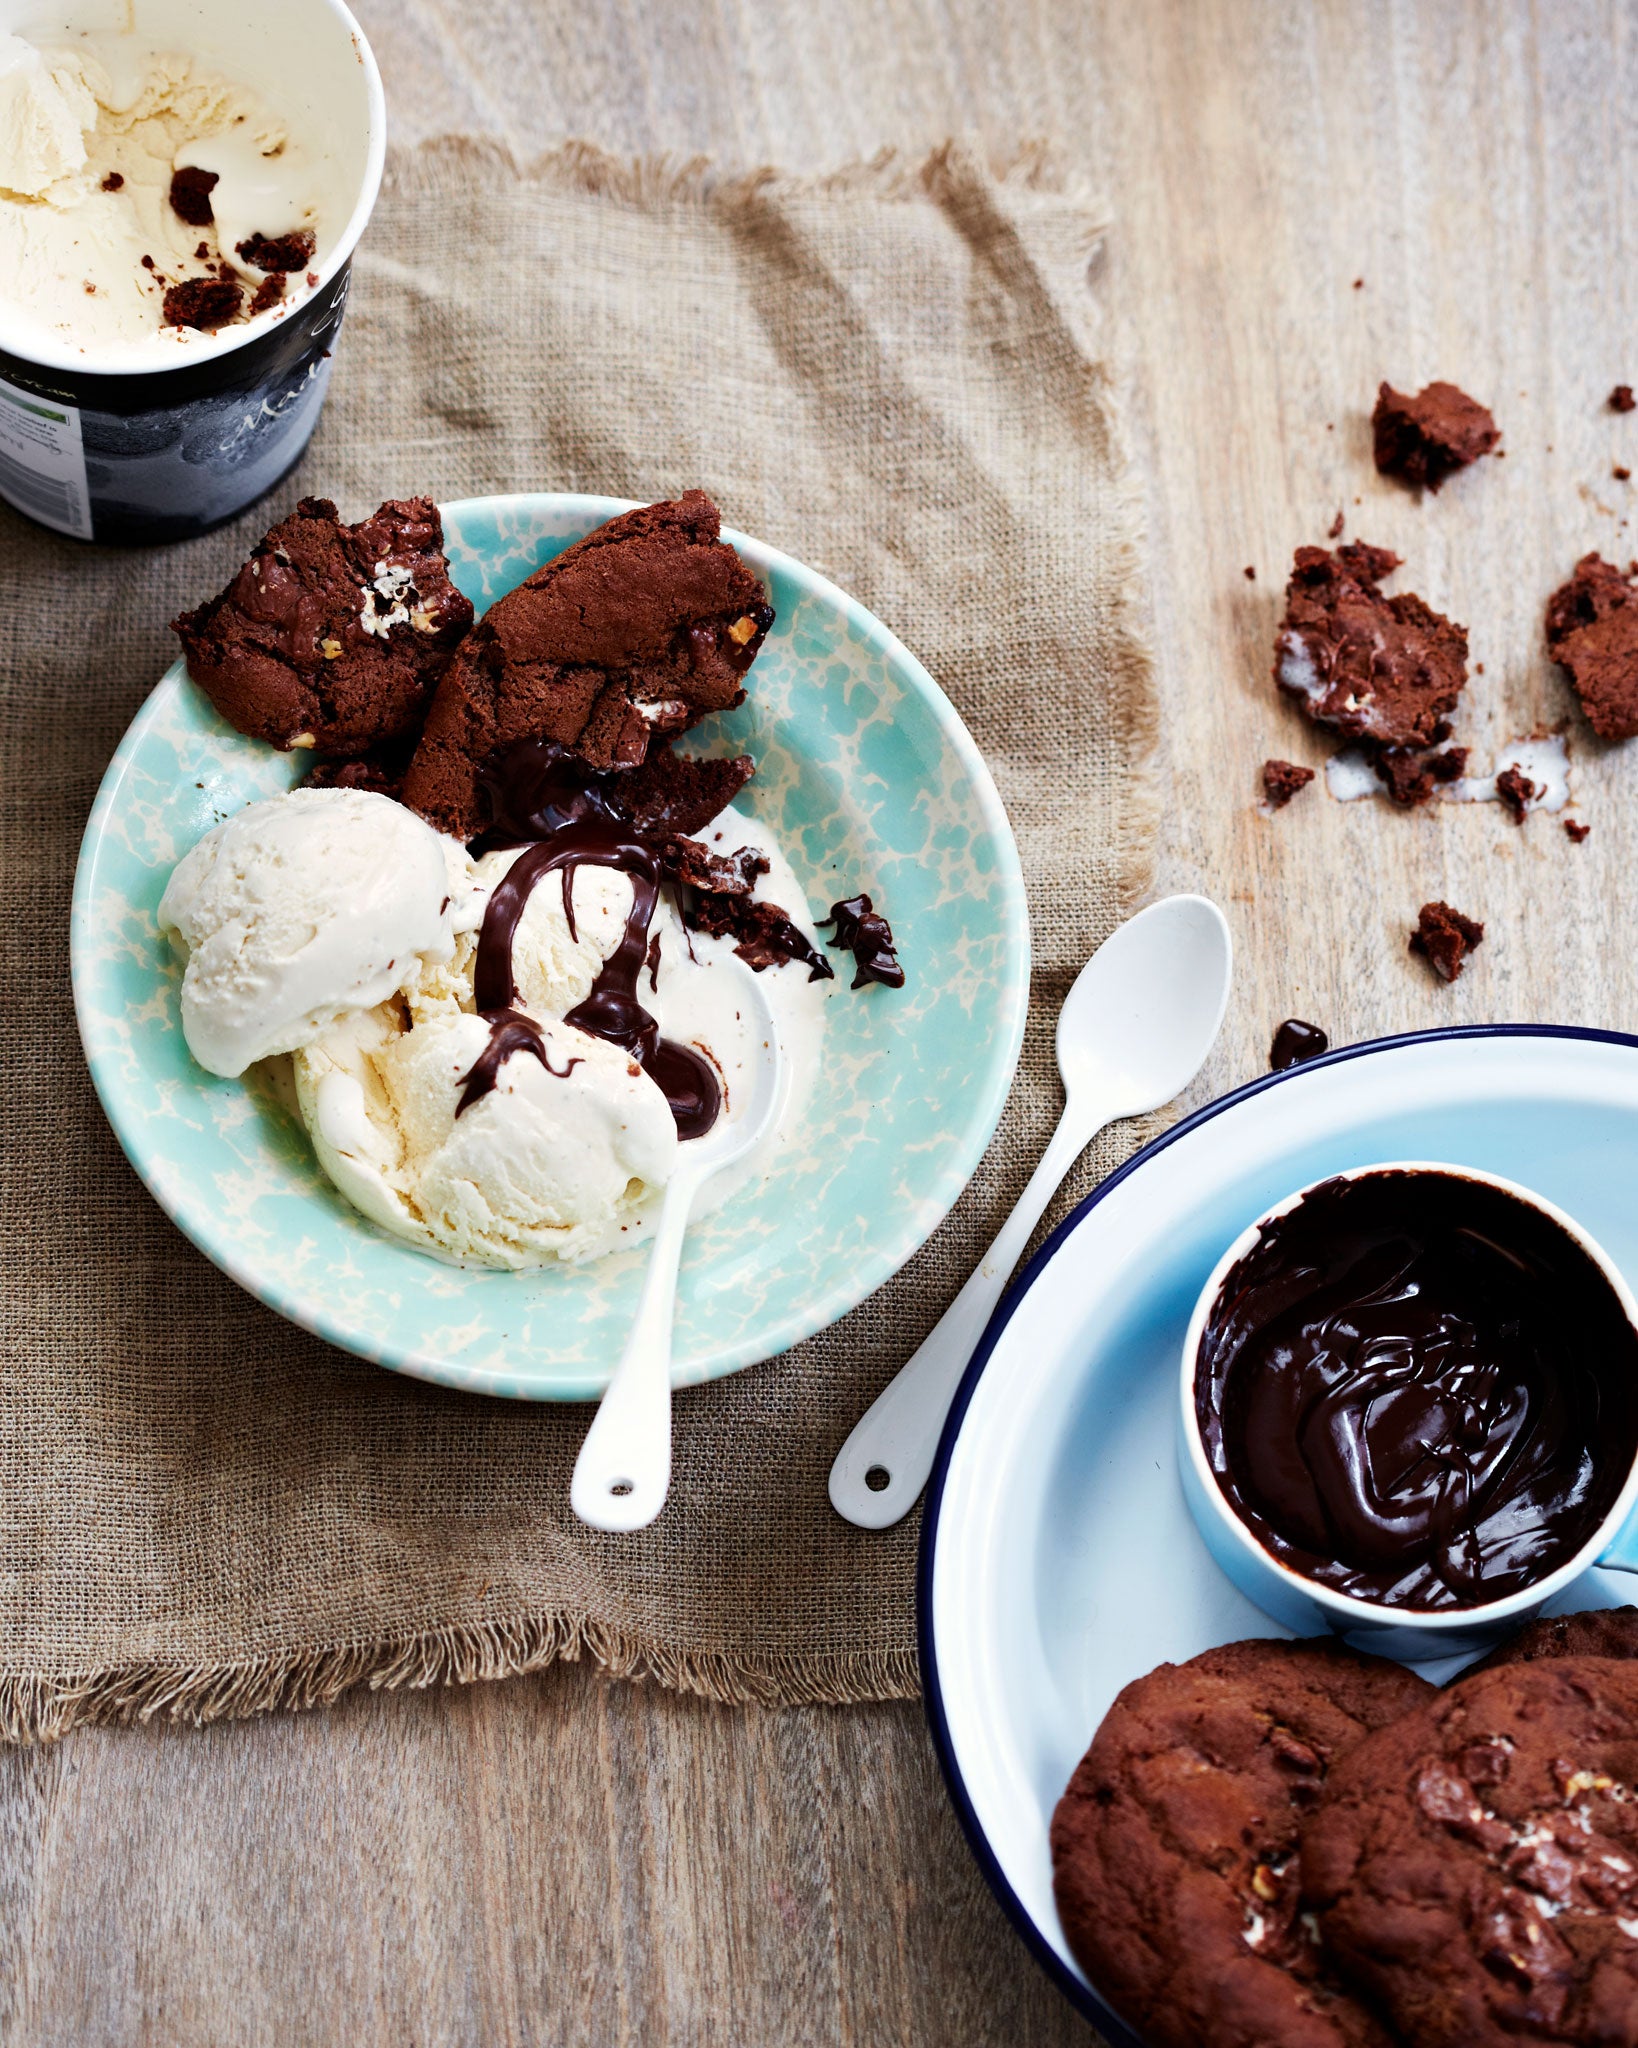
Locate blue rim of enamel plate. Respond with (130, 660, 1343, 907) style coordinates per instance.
(916, 1022, 1638, 2041)
(71, 493, 1029, 1401)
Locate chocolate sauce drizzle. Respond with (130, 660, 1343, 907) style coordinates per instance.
(1196, 1171, 1638, 1610)
(456, 1010, 581, 1117)
(467, 775, 721, 1139)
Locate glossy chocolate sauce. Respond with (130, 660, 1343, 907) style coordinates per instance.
(1270, 1019, 1329, 1071)
(456, 1010, 581, 1117)
(470, 780, 721, 1140)
(1195, 1172, 1638, 1609)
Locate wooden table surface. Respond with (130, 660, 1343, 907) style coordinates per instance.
(13, 3, 1636, 2041)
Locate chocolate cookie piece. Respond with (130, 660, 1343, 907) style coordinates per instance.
(1467, 1608, 1638, 1677)
(1545, 553, 1638, 741)
(1372, 381, 1500, 491)
(1410, 901, 1484, 983)
(1051, 1638, 1432, 2048)
(173, 497, 474, 758)
(401, 492, 773, 840)
(1302, 1658, 1638, 2048)
(1274, 544, 1469, 751)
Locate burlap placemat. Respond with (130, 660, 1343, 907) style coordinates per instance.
(0, 140, 1155, 1739)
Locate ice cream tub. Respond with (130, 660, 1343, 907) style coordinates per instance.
(0, 0, 384, 543)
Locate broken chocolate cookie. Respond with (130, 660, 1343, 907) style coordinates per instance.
(400, 492, 773, 840)
(1274, 543, 1469, 752)
(172, 496, 474, 757)
(1545, 552, 1638, 741)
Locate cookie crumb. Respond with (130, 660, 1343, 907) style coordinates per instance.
(1243, 565, 1256, 581)
(99, 170, 123, 192)
(1612, 385, 1636, 413)
(1617, 466, 1632, 482)
(161, 277, 242, 331)
(1565, 818, 1592, 843)
(1327, 510, 1344, 540)
(1372, 381, 1500, 491)
(1495, 763, 1540, 822)
(1261, 759, 1315, 809)
(1410, 901, 1484, 983)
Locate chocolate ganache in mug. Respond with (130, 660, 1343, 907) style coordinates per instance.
(1194, 1170, 1638, 1610)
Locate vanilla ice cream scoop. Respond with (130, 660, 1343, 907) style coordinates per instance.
(0, 35, 97, 197)
(159, 786, 480, 1078)
(294, 1004, 677, 1268)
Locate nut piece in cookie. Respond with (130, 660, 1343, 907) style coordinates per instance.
(1301, 1657, 1638, 2048)
(1050, 1637, 1432, 2048)
(1275, 543, 1469, 752)
(1466, 1606, 1638, 1677)
(1545, 553, 1638, 742)
(173, 497, 474, 757)
(1372, 381, 1500, 491)
(400, 492, 774, 841)
(1410, 900, 1483, 983)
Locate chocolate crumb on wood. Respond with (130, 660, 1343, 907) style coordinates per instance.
(1261, 759, 1314, 809)
(1410, 901, 1484, 983)
(1371, 381, 1500, 491)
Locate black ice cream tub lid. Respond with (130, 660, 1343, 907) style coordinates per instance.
(0, 0, 385, 545)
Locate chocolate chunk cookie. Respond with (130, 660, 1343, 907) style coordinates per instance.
(173, 497, 473, 757)
(1545, 553, 1638, 741)
(1372, 381, 1500, 492)
(1274, 543, 1469, 751)
(1468, 1608, 1638, 1678)
(1302, 1658, 1638, 2048)
(400, 492, 773, 840)
(1050, 1638, 1432, 2048)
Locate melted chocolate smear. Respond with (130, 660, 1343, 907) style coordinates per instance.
(1270, 1019, 1329, 1070)
(456, 1009, 581, 1116)
(1195, 1171, 1638, 1610)
(473, 817, 721, 1139)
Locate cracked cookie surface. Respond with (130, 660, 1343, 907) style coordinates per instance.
(1050, 1638, 1431, 2048)
(1302, 1658, 1638, 2048)
(400, 491, 773, 840)
(172, 496, 473, 757)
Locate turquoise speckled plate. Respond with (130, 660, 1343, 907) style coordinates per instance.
(71, 494, 1029, 1400)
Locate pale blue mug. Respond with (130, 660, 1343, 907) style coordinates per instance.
(1177, 1160, 1638, 1664)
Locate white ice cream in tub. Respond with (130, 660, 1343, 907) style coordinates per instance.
(0, 0, 383, 542)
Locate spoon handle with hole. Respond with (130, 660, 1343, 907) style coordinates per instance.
(571, 1177, 696, 1533)
(828, 1099, 1108, 1530)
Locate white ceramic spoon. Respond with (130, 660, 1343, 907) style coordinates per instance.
(828, 894, 1234, 1530)
(572, 974, 788, 1534)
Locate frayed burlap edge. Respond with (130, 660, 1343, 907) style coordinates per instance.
(3, 139, 1158, 1745)
(0, 1620, 923, 1744)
